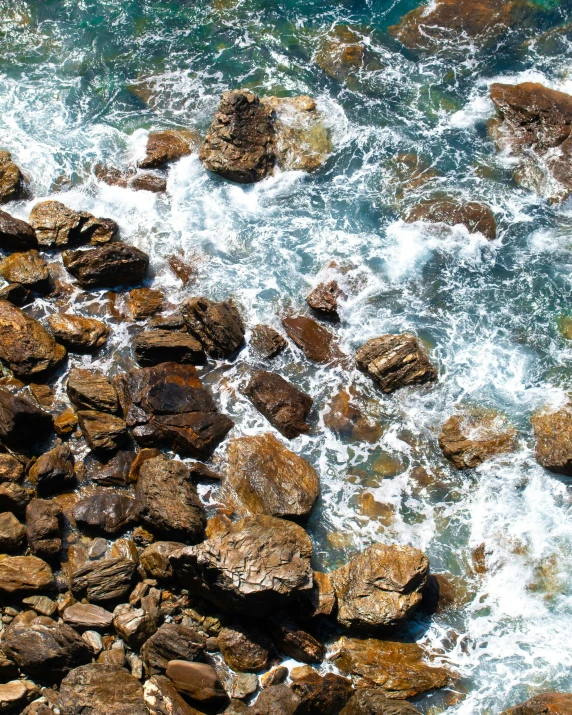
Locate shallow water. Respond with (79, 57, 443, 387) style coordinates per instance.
(2, 0, 572, 712)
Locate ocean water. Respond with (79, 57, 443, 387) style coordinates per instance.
(2, 0, 572, 712)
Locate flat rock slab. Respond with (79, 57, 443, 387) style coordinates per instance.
(59, 663, 148, 715)
(63, 603, 114, 629)
(0, 555, 54, 593)
(133, 329, 205, 367)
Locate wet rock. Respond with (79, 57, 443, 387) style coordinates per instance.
(0, 152, 25, 204)
(28, 443, 75, 494)
(0, 281, 34, 306)
(332, 637, 451, 699)
(244, 371, 312, 439)
(0, 554, 53, 592)
(532, 403, 572, 475)
(128, 448, 160, 482)
(356, 334, 437, 393)
(129, 287, 163, 320)
(291, 671, 353, 714)
(71, 556, 137, 602)
(167, 255, 197, 285)
(150, 312, 186, 330)
(439, 412, 516, 469)
(170, 514, 313, 613)
(501, 692, 572, 715)
(54, 408, 78, 437)
(166, 660, 227, 702)
(30, 383, 54, 408)
(0, 301, 66, 378)
(59, 663, 148, 714)
(282, 315, 342, 364)
(217, 625, 270, 673)
(67, 367, 119, 413)
(29, 201, 117, 249)
(141, 622, 206, 676)
(0, 250, 50, 292)
(307, 571, 336, 618)
(0, 482, 35, 513)
(63, 602, 114, 629)
(0, 511, 25, 550)
(222, 433, 319, 518)
(251, 324, 287, 359)
(113, 603, 159, 649)
(135, 454, 206, 541)
(63, 243, 149, 288)
(26, 499, 62, 558)
(316, 25, 369, 83)
(405, 198, 497, 240)
(130, 173, 168, 193)
(181, 297, 245, 359)
(0, 209, 37, 251)
(251, 684, 301, 715)
(0, 388, 53, 447)
(140, 541, 184, 580)
(306, 280, 343, 317)
(144, 675, 205, 715)
(340, 690, 422, 715)
(85, 450, 134, 486)
(200, 90, 276, 184)
(47, 313, 109, 352)
(271, 619, 325, 664)
(133, 330, 205, 367)
(73, 489, 137, 534)
(139, 130, 199, 169)
(324, 390, 382, 443)
(79, 214, 118, 245)
(226, 672, 258, 700)
(77, 410, 128, 453)
(114, 362, 234, 458)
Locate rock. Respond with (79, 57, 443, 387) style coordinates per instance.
(282, 315, 342, 364)
(0, 388, 53, 448)
(532, 403, 572, 475)
(340, 690, 421, 715)
(86, 450, 136, 486)
(500, 693, 572, 715)
(22, 597, 56, 619)
(331, 544, 428, 630)
(261, 667, 288, 688)
(82, 630, 103, 654)
(129, 288, 163, 320)
(144, 675, 205, 715)
(251, 684, 301, 715)
(405, 199, 497, 240)
(0, 511, 25, 550)
(0, 454, 24, 482)
(271, 619, 325, 664)
(130, 173, 168, 193)
(139, 130, 198, 169)
(26, 499, 62, 558)
(0, 680, 35, 712)
(62, 603, 114, 629)
(166, 661, 227, 702)
(306, 571, 336, 618)
(226, 672, 258, 700)
(244, 371, 312, 439)
(356, 334, 437, 393)
(222, 433, 319, 518)
(59, 663, 148, 714)
(0, 482, 35, 513)
(200, 91, 275, 183)
(77, 410, 128, 453)
(47, 313, 109, 352)
(306, 280, 343, 316)
(63, 243, 149, 288)
(0, 209, 37, 251)
(324, 390, 382, 443)
(291, 671, 353, 714)
(29, 201, 118, 249)
(113, 603, 159, 649)
(181, 297, 245, 359)
(133, 330, 205, 367)
(30, 383, 54, 408)
(217, 625, 270, 673)
(54, 408, 78, 437)
(0, 250, 50, 292)
(251, 324, 287, 359)
(71, 556, 137, 602)
(114, 362, 234, 458)
(28, 443, 76, 494)
(0, 554, 53, 594)
(73, 489, 137, 534)
(0, 301, 66, 378)
(332, 637, 451, 699)
(0, 282, 34, 306)
(0, 152, 25, 204)
(79, 214, 118, 245)
(141, 541, 184, 580)
(439, 412, 516, 469)
(141, 622, 206, 676)
(170, 514, 313, 613)
(67, 367, 119, 413)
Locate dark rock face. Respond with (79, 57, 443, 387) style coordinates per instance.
(63, 243, 149, 288)
(306, 280, 344, 317)
(500, 692, 572, 715)
(244, 370, 312, 439)
(339, 690, 422, 715)
(70, 556, 137, 602)
(405, 199, 497, 240)
(114, 362, 234, 458)
(217, 625, 270, 673)
(291, 671, 353, 714)
(0, 210, 37, 251)
(0, 250, 50, 292)
(166, 661, 227, 703)
(181, 297, 245, 358)
(532, 404, 572, 475)
(59, 663, 148, 715)
(141, 623, 206, 676)
(130, 173, 168, 193)
(87, 450, 135, 486)
(271, 619, 325, 664)
(62, 602, 114, 629)
(199, 90, 276, 183)
(0, 301, 66, 378)
(26, 499, 62, 558)
(68, 368, 119, 413)
(0, 388, 53, 447)
(47, 313, 109, 352)
(73, 490, 137, 534)
(0, 282, 34, 306)
(28, 444, 76, 495)
(0, 512, 26, 551)
(139, 130, 197, 169)
(135, 454, 206, 541)
(170, 514, 313, 613)
(0, 152, 25, 204)
(356, 334, 437, 393)
(0, 454, 24, 482)
(140, 541, 184, 580)
(282, 315, 342, 364)
(0, 555, 54, 593)
(250, 324, 287, 359)
(439, 412, 516, 469)
(133, 330, 205, 367)
(144, 675, 204, 715)
(77, 410, 128, 453)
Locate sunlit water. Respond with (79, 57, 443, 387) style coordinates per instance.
(2, 0, 572, 712)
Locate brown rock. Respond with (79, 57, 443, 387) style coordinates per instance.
(54, 408, 78, 437)
(217, 625, 270, 673)
(113, 603, 159, 649)
(439, 411, 516, 469)
(282, 315, 342, 364)
(129, 287, 163, 320)
(340, 690, 422, 714)
(28, 443, 76, 494)
(244, 371, 312, 439)
(251, 684, 301, 715)
(0, 680, 36, 712)
(291, 671, 353, 714)
(251, 324, 287, 359)
(67, 367, 119, 413)
(62, 602, 114, 629)
(29, 201, 81, 248)
(141, 541, 185, 580)
(59, 663, 148, 714)
(78, 214, 118, 244)
(26, 499, 62, 558)
(73, 489, 137, 534)
(405, 198, 497, 240)
(47, 313, 109, 352)
(77, 410, 128, 453)
(0, 511, 26, 550)
(500, 692, 572, 715)
(166, 661, 227, 702)
(144, 675, 206, 715)
(316, 25, 367, 82)
(0, 209, 37, 251)
(133, 330, 205, 367)
(85, 450, 134, 486)
(0, 250, 50, 291)
(0, 152, 25, 204)
(306, 280, 343, 316)
(261, 667, 288, 688)
(0, 453, 24, 482)
(0, 555, 54, 593)
(139, 130, 198, 169)
(532, 403, 572, 475)
(181, 297, 245, 358)
(128, 448, 160, 482)
(149, 312, 186, 330)
(131, 173, 168, 193)
(63, 243, 149, 288)
(0, 282, 34, 306)
(270, 619, 325, 664)
(167, 255, 197, 285)
(324, 390, 382, 443)
(356, 334, 437, 393)
(0, 388, 53, 446)
(141, 622, 206, 676)
(0, 482, 36, 513)
(30, 382, 54, 408)
(307, 571, 336, 618)
(70, 556, 137, 602)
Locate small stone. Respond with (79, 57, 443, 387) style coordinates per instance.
(113, 603, 159, 649)
(291, 671, 353, 713)
(130, 173, 168, 193)
(129, 288, 163, 320)
(167, 255, 196, 285)
(0, 250, 49, 292)
(29, 383, 54, 408)
(270, 618, 325, 664)
(250, 684, 301, 714)
(244, 370, 312, 439)
(144, 675, 204, 715)
(166, 660, 228, 702)
(140, 130, 199, 169)
(261, 666, 288, 688)
(54, 408, 78, 437)
(0, 681, 32, 712)
(63, 603, 114, 629)
(0, 511, 26, 551)
(67, 367, 119, 413)
(26, 499, 62, 558)
(340, 689, 422, 714)
(82, 630, 103, 654)
(77, 410, 128, 453)
(250, 324, 287, 359)
(228, 673, 258, 700)
(29, 201, 82, 248)
(141, 541, 184, 580)
(47, 313, 109, 352)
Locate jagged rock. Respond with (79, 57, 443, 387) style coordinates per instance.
(0, 282, 34, 306)
(0, 482, 35, 513)
(144, 675, 205, 715)
(324, 390, 382, 443)
(62, 602, 114, 629)
(133, 330, 205, 367)
(181, 297, 245, 358)
(0, 209, 37, 251)
(0, 152, 25, 204)
(532, 403, 572, 475)
(140, 541, 184, 580)
(244, 371, 312, 439)
(29, 201, 117, 248)
(439, 412, 516, 469)
(54, 408, 78, 436)
(166, 661, 227, 702)
(0, 301, 66, 378)
(47, 313, 109, 352)
(70, 556, 137, 602)
(170, 514, 313, 613)
(149, 312, 186, 330)
(26, 499, 62, 558)
(0, 388, 53, 446)
(306, 280, 344, 317)
(0, 511, 26, 550)
(332, 637, 451, 699)
(86, 450, 136, 486)
(79, 214, 118, 244)
(270, 618, 325, 664)
(0, 250, 50, 292)
(282, 315, 342, 364)
(59, 663, 148, 714)
(67, 367, 119, 413)
(141, 623, 206, 676)
(139, 130, 199, 169)
(356, 334, 437, 393)
(200, 91, 276, 183)
(129, 287, 163, 320)
(222, 433, 319, 518)
(0, 555, 53, 592)
(0, 454, 24, 482)
(28, 443, 75, 494)
(291, 671, 353, 714)
(251, 324, 287, 359)
(77, 410, 128, 453)
(113, 603, 159, 649)
(73, 489, 137, 534)
(114, 362, 234, 458)
(135, 454, 206, 541)
(500, 693, 572, 715)
(251, 684, 301, 715)
(340, 690, 422, 714)
(63, 243, 149, 288)
(405, 199, 497, 240)
(217, 625, 270, 673)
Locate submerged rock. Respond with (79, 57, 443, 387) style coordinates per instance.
(47, 313, 109, 352)
(324, 390, 382, 443)
(139, 129, 200, 169)
(0, 250, 50, 292)
(0, 151, 25, 204)
(500, 692, 572, 715)
(0, 555, 54, 593)
(67, 368, 119, 413)
(439, 411, 516, 469)
(0, 209, 37, 251)
(26, 499, 62, 558)
(244, 370, 312, 439)
(250, 324, 287, 359)
(532, 403, 572, 475)
(59, 663, 148, 715)
(133, 330, 205, 367)
(181, 297, 245, 359)
(282, 314, 343, 364)
(316, 25, 368, 82)
(63, 243, 149, 288)
(405, 198, 497, 240)
(0, 388, 53, 447)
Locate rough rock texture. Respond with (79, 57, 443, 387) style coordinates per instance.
(141, 623, 206, 676)
(139, 130, 199, 169)
(29, 201, 117, 248)
(140, 541, 183, 580)
(135, 454, 206, 541)
(0, 301, 66, 378)
(306, 280, 343, 316)
(222, 433, 319, 518)
(0, 152, 25, 204)
(133, 330, 205, 367)
(181, 297, 245, 359)
(26, 499, 62, 558)
(333, 637, 451, 699)
(77, 410, 128, 453)
(144, 675, 205, 715)
(114, 362, 234, 458)
(356, 334, 437, 393)
(73, 490, 137, 534)
(70, 556, 137, 602)
(0, 512, 26, 551)
(0, 210, 37, 251)
(282, 315, 342, 364)
(0, 482, 35, 513)
(439, 412, 516, 469)
(86, 450, 136, 486)
(63, 243, 149, 288)
(501, 693, 572, 715)
(324, 390, 382, 443)
(170, 514, 313, 613)
(63, 603, 114, 629)
(405, 199, 497, 240)
(0, 388, 53, 447)
(0, 454, 24, 482)
(28, 443, 75, 494)
(130, 173, 167, 193)
(244, 371, 312, 439)
(0, 680, 36, 712)
(251, 324, 287, 359)
(67, 368, 119, 413)
(532, 404, 572, 475)
(47, 313, 109, 352)
(129, 287, 164, 320)
(217, 625, 270, 673)
(199, 91, 276, 183)
(113, 603, 159, 649)
(270, 619, 325, 664)
(291, 671, 353, 714)
(0, 250, 50, 292)
(331, 544, 429, 630)
(250, 684, 301, 715)
(0, 555, 54, 593)
(340, 690, 422, 715)
(0, 282, 34, 306)
(59, 663, 148, 715)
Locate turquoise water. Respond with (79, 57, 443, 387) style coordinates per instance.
(3, 0, 572, 712)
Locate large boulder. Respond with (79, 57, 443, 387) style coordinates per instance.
(356, 334, 437, 393)
(0, 250, 50, 292)
(67, 368, 119, 413)
(169, 514, 313, 613)
(0, 388, 53, 447)
(0, 555, 54, 593)
(0, 210, 37, 251)
(114, 362, 234, 458)
(73, 489, 137, 534)
(139, 129, 199, 169)
(47, 313, 109, 352)
(222, 433, 319, 518)
(181, 297, 245, 359)
(244, 370, 312, 439)
(0, 301, 66, 378)
(133, 330, 205, 367)
(26, 499, 62, 558)
(282, 315, 342, 364)
(63, 243, 149, 288)
(0, 152, 25, 204)
(405, 198, 497, 240)
(59, 663, 148, 715)
(532, 404, 572, 475)
(340, 690, 421, 715)
(439, 412, 516, 469)
(70, 556, 137, 602)
(28, 443, 76, 495)
(500, 693, 572, 715)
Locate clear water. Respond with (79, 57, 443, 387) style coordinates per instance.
(3, 0, 572, 712)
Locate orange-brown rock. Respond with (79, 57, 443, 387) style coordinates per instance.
(217, 625, 270, 673)
(244, 370, 312, 439)
(77, 411, 128, 453)
(282, 314, 343, 364)
(47, 313, 109, 352)
(306, 280, 343, 316)
(405, 198, 497, 240)
(291, 670, 353, 712)
(129, 287, 163, 320)
(133, 330, 205, 367)
(0, 250, 50, 292)
(139, 129, 200, 169)
(0, 555, 54, 593)
(324, 390, 382, 443)
(0, 209, 37, 251)
(0, 152, 25, 204)
(63, 243, 149, 288)
(166, 661, 227, 702)
(532, 403, 572, 475)
(250, 324, 287, 359)
(316, 25, 367, 82)
(439, 411, 516, 469)
(67, 368, 119, 413)
(181, 296, 245, 359)
(501, 692, 572, 715)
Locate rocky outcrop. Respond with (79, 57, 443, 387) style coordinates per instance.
(0, 210, 37, 251)
(282, 315, 342, 364)
(405, 199, 497, 240)
(63, 243, 149, 288)
(250, 324, 287, 359)
(129, 287, 163, 320)
(217, 625, 270, 673)
(29, 201, 117, 248)
(532, 404, 572, 475)
(222, 433, 319, 518)
(0, 388, 53, 447)
(356, 334, 437, 393)
(47, 313, 109, 352)
(0, 152, 25, 204)
(439, 412, 516, 469)
(70, 556, 137, 602)
(0, 250, 50, 292)
(0, 512, 26, 551)
(0, 555, 54, 593)
(244, 370, 312, 439)
(139, 130, 199, 169)
(73, 490, 137, 534)
(77, 410, 128, 453)
(306, 280, 344, 317)
(59, 663, 148, 715)
(141, 623, 206, 676)
(26, 499, 62, 558)
(340, 690, 422, 714)
(67, 368, 119, 413)
(500, 692, 572, 715)
(28, 443, 76, 494)
(181, 297, 245, 358)
(133, 330, 205, 367)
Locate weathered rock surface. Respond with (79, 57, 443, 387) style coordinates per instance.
(113, 603, 159, 649)
(501, 692, 572, 715)
(0, 453, 24, 482)
(0, 680, 37, 712)
(217, 625, 270, 673)
(0, 388, 53, 446)
(271, 619, 325, 664)
(340, 690, 422, 715)
(439, 412, 516, 469)
(291, 670, 353, 714)
(26, 499, 62, 558)
(28, 443, 75, 494)
(63, 602, 114, 629)
(47, 313, 109, 352)
(0, 511, 25, 551)
(144, 675, 205, 715)
(29, 201, 117, 248)
(0, 152, 25, 204)
(67, 367, 119, 413)
(77, 410, 128, 453)
(171, 514, 313, 613)
(0, 482, 35, 513)
(356, 334, 437, 393)
(63, 243, 149, 288)
(135, 454, 206, 541)
(222, 433, 319, 518)
(0, 209, 37, 251)
(133, 330, 205, 367)
(250, 684, 301, 715)
(71, 556, 136, 602)
(129, 287, 163, 320)
(251, 324, 287, 359)
(166, 660, 227, 702)
(73, 489, 137, 534)
(0, 555, 54, 593)
(131, 173, 168, 193)
(140, 541, 183, 580)
(0, 301, 66, 378)
(0, 250, 50, 292)
(141, 623, 206, 676)
(405, 199, 497, 240)
(181, 297, 245, 358)
(306, 280, 344, 317)
(59, 663, 148, 715)
(244, 370, 312, 439)
(282, 315, 342, 364)
(532, 404, 572, 475)
(140, 130, 199, 169)
(324, 390, 382, 443)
